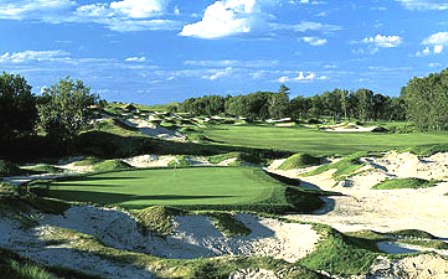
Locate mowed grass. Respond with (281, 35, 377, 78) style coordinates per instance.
(202, 125, 448, 155)
(41, 167, 292, 210)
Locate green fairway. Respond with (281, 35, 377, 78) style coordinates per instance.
(201, 125, 448, 155)
(40, 167, 303, 210)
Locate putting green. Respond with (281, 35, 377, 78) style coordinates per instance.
(42, 167, 292, 210)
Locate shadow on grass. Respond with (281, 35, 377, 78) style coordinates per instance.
(38, 189, 237, 205)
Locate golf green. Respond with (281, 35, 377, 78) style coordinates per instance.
(43, 167, 288, 209)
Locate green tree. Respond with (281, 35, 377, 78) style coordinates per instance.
(355, 88, 374, 123)
(37, 78, 98, 143)
(0, 72, 37, 140)
(268, 85, 290, 119)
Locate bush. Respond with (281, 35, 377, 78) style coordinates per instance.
(92, 160, 133, 172)
(278, 154, 321, 170)
(0, 160, 23, 177)
(372, 178, 437, 190)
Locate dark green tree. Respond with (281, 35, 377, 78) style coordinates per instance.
(37, 77, 98, 143)
(0, 72, 37, 140)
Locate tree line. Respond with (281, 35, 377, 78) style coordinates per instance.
(176, 85, 406, 123)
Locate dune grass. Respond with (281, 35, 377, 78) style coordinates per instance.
(207, 152, 262, 166)
(372, 178, 438, 190)
(201, 124, 448, 156)
(132, 206, 185, 236)
(301, 152, 367, 180)
(278, 153, 321, 170)
(208, 212, 251, 237)
(35, 167, 323, 213)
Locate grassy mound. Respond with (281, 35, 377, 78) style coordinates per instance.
(92, 159, 133, 172)
(301, 152, 367, 180)
(208, 212, 251, 237)
(73, 157, 101, 167)
(132, 206, 185, 236)
(167, 155, 192, 167)
(208, 152, 262, 166)
(299, 225, 379, 275)
(22, 164, 63, 174)
(278, 154, 321, 170)
(404, 144, 448, 156)
(0, 160, 23, 177)
(372, 178, 438, 190)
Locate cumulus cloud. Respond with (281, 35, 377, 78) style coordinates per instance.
(417, 32, 448, 56)
(125, 56, 146, 62)
(278, 71, 327, 82)
(180, 0, 268, 39)
(0, 50, 71, 63)
(273, 21, 341, 33)
(363, 34, 403, 48)
(110, 0, 169, 18)
(302, 36, 327, 46)
(395, 0, 448, 11)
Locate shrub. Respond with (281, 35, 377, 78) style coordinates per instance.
(0, 160, 23, 177)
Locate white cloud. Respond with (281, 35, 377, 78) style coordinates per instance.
(180, 0, 266, 39)
(0, 50, 71, 63)
(434, 45, 444, 54)
(202, 67, 234, 80)
(183, 59, 278, 68)
(363, 34, 402, 48)
(416, 46, 431, 57)
(273, 21, 341, 33)
(125, 56, 146, 62)
(0, 0, 75, 20)
(302, 36, 327, 46)
(110, 0, 169, 18)
(277, 71, 327, 82)
(395, 0, 448, 11)
(418, 32, 448, 55)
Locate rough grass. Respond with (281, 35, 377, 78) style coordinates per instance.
(167, 155, 192, 168)
(372, 178, 438, 190)
(91, 159, 133, 172)
(397, 239, 448, 249)
(73, 157, 101, 167)
(277, 154, 321, 170)
(208, 152, 262, 166)
(299, 225, 380, 275)
(0, 160, 24, 177)
(131, 206, 185, 237)
(301, 152, 368, 180)
(0, 248, 99, 279)
(207, 212, 251, 237)
(21, 164, 63, 174)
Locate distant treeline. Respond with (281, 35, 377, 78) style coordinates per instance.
(175, 67, 448, 131)
(176, 85, 405, 123)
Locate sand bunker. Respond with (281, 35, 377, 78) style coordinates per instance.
(123, 119, 186, 141)
(321, 123, 378, 133)
(41, 206, 319, 262)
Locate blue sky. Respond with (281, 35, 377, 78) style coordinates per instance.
(1, 0, 447, 104)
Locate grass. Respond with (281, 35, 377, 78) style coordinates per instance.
(91, 159, 133, 172)
(167, 155, 192, 168)
(277, 153, 321, 170)
(299, 225, 380, 275)
(201, 124, 448, 156)
(207, 152, 262, 166)
(21, 164, 63, 174)
(131, 206, 185, 236)
(0, 248, 99, 279)
(301, 152, 368, 180)
(33, 167, 324, 213)
(372, 178, 438, 190)
(207, 212, 251, 237)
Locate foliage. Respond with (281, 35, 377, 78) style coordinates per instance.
(0, 72, 37, 141)
(278, 153, 321, 170)
(372, 178, 438, 190)
(0, 160, 24, 177)
(91, 159, 133, 172)
(402, 68, 448, 130)
(37, 77, 98, 143)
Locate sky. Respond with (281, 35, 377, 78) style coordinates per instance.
(0, 0, 448, 104)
